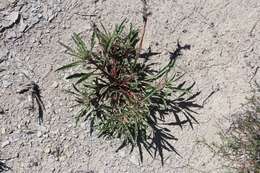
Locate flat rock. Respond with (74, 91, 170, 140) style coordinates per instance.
(2, 80, 13, 88)
(6, 12, 20, 24)
(0, 1, 10, 10)
(1, 140, 11, 148)
(6, 31, 17, 39)
(0, 48, 9, 63)
(0, 11, 20, 31)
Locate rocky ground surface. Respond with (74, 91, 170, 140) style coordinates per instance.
(0, 0, 260, 172)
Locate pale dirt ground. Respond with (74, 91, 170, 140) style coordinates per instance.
(0, 0, 260, 173)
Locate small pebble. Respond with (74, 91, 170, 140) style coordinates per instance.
(1, 127, 6, 134)
(44, 147, 51, 154)
(51, 81, 59, 89)
(37, 131, 42, 138)
(2, 80, 12, 88)
(129, 154, 139, 165)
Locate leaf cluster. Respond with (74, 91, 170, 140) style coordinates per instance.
(57, 20, 201, 164)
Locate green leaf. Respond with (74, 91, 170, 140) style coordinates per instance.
(91, 31, 96, 50)
(55, 61, 82, 71)
(58, 41, 75, 54)
(71, 33, 90, 60)
(99, 86, 109, 95)
(100, 22, 108, 35)
(75, 108, 87, 126)
(106, 35, 115, 53)
(116, 18, 127, 33)
(76, 72, 94, 84)
(66, 73, 88, 79)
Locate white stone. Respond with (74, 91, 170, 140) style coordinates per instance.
(2, 80, 12, 88)
(1, 127, 6, 134)
(129, 154, 139, 165)
(37, 131, 42, 138)
(44, 147, 51, 154)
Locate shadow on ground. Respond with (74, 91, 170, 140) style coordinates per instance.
(0, 160, 10, 172)
(117, 42, 202, 165)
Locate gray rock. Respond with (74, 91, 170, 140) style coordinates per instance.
(44, 146, 51, 154)
(0, 11, 20, 32)
(1, 140, 11, 148)
(6, 12, 20, 25)
(2, 80, 13, 88)
(0, 48, 9, 63)
(6, 31, 17, 39)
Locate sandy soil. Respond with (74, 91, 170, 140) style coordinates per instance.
(0, 0, 259, 172)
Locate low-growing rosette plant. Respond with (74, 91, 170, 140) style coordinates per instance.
(57, 20, 201, 164)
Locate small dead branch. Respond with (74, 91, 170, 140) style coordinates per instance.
(202, 87, 220, 106)
(17, 81, 45, 125)
(138, 0, 151, 55)
(249, 66, 259, 83)
(75, 12, 97, 17)
(249, 20, 259, 37)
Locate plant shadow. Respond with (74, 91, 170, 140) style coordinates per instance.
(31, 82, 45, 125)
(0, 160, 11, 172)
(17, 82, 45, 125)
(117, 42, 202, 165)
(146, 90, 202, 165)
